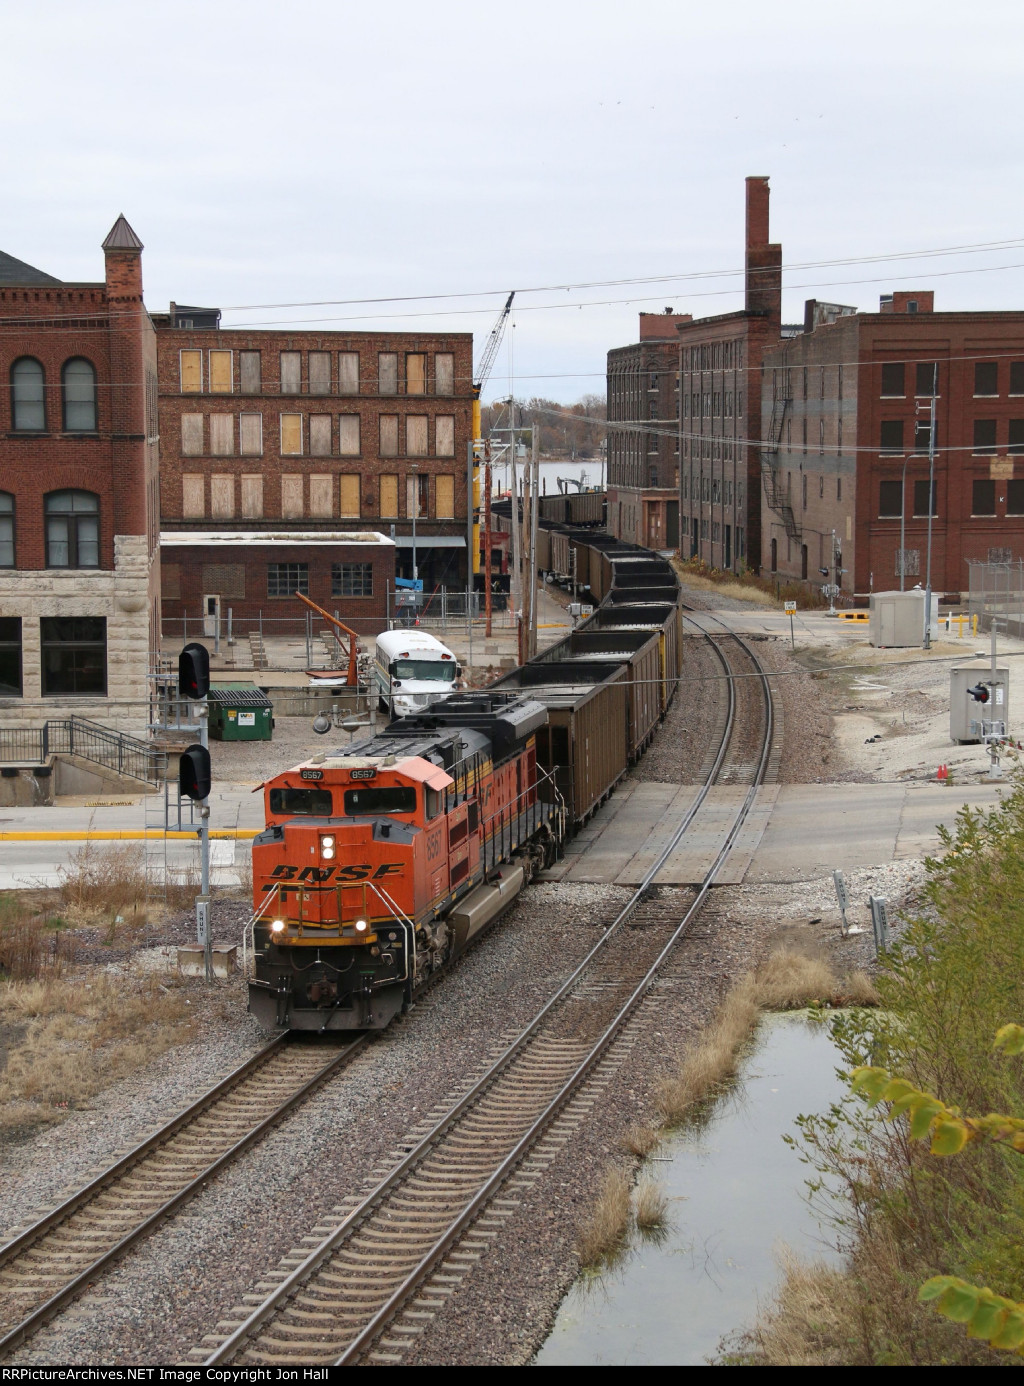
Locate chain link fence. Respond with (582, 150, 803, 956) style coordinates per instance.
(968, 559, 1024, 637)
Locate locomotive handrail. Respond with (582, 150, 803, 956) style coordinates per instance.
(240, 884, 283, 980)
(367, 881, 416, 988)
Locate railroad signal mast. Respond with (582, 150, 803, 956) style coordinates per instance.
(473, 292, 514, 639)
(178, 642, 213, 980)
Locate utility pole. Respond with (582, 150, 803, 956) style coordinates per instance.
(509, 406, 523, 665)
(484, 438, 493, 638)
(528, 422, 540, 659)
(923, 362, 938, 649)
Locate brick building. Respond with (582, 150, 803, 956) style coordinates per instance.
(154, 316, 475, 620)
(677, 176, 785, 573)
(760, 292, 1024, 601)
(160, 530, 394, 637)
(606, 310, 691, 549)
(0, 217, 159, 733)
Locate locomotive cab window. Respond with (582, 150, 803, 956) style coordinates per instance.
(344, 786, 417, 816)
(425, 786, 443, 820)
(269, 787, 333, 816)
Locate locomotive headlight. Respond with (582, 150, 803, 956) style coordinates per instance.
(320, 835, 336, 859)
(354, 919, 368, 933)
(270, 919, 285, 934)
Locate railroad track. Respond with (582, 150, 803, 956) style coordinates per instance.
(0, 1033, 365, 1357)
(191, 626, 774, 1367)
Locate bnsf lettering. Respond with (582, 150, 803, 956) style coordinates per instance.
(299, 866, 336, 883)
(270, 861, 404, 887)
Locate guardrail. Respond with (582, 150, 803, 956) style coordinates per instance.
(0, 717, 163, 785)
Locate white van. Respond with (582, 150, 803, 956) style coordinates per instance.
(373, 628, 460, 717)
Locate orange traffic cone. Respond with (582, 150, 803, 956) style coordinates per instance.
(937, 763, 948, 781)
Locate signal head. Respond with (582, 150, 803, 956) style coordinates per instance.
(967, 684, 991, 704)
(178, 642, 210, 700)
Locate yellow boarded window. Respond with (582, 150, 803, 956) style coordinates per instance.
(406, 354, 426, 395)
(379, 474, 398, 516)
(209, 350, 232, 393)
(280, 413, 302, 454)
(436, 474, 455, 519)
(209, 414, 234, 456)
(180, 350, 202, 393)
(339, 475, 360, 518)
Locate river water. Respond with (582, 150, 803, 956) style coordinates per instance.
(535, 1012, 847, 1366)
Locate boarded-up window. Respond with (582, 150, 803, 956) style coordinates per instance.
(436, 474, 455, 519)
(180, 350, 202, 393)
(310, 415, 332, 456)
(240, 351, 261, 393)
(379, 354, 398, 394)
(281, 474, 303, 519)
(407, 415, 428, 456)
(435, 353, 454, 395)
(309, 475, 333, 517)
(379, 474, 399, 516)
(339, 475, 360, 518)
(209, 350, 232, 394)
(163, 564, 181, 600)
(435, 415, 455, 457)
(309, 352, 331, 395)
(241, 474, 263, 519)
(182, 474, 204, 518)
(406, 354, 426, 395)
(200, 564, 245, 598)
(339, 352, 359, 394)
(210, 475, 235, 519)
(281, 413, 303, 454)
(380, 415, 399, 457)
(210, 414, 234, 456)
(240, 413, 262, 456)
(181, 413, 204, 455)
(407, 473, 429, 518)
(280, 352, 301, 394)
(339, 415, 360, 456)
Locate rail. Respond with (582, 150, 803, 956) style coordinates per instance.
(0, 717, 163, 785)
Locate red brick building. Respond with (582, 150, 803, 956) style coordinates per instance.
(0, 218, 159, 732)
(154, 316, 475, 615)
(760, 292, 1024, 600)
(606, 310, 690, 549)
(676, 177, 785, 573)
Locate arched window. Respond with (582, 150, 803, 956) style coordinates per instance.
(0, 492, 13, 567)
(45, 490, 99, 568)
(62, 358, 97, 432)
(11, 358, 45, 431)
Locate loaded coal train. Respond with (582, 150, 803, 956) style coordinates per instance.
(246, 532, 681, 1033)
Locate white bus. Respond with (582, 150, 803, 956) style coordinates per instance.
(373, 628, 460, 717)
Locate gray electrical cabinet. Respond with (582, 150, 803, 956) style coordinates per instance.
(950, 666, 1009, 743)
(869, 590, 939, 648)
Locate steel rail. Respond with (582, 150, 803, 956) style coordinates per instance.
(203, 621, 772, 1367)
(0, 1034, 367, 1358)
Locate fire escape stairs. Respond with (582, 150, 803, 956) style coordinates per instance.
(760, 392, 801, 541)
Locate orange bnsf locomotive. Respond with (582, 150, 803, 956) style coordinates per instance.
(248, 692, 563, 1032)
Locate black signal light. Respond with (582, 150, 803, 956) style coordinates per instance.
(179, 744, 212, 801)
(967, 684, 990, 704)
(178, 642, 210, 700)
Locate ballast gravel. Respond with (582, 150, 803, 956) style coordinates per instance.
(0, 578, 951, 1366)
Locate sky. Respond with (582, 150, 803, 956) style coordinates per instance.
(4, 0, 1024, 405)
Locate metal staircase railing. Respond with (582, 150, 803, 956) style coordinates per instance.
(760, 388, 801, 541)
(0, 717, 163, 785)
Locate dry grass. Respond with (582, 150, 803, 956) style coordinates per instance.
(671, 565, 777, 606)
(633, 1180, 670, 1232)
(0, 973, 192, 1133)
(727, 1247, 858, 1365)
(0, 894, 75, 983)
(622, 1120, 662, 1159)
(753, 949, 881, 1010)
(57, 841, 148, 935)
(657, 976, 760, 1125)
(576, 1164, 632, 1271)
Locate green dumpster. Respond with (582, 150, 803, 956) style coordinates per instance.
(208, 683, 274, 741)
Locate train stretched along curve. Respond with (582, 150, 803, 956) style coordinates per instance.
(247, 525, 682, 1033)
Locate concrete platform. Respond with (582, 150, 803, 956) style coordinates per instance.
(543, 779, 1004, 887)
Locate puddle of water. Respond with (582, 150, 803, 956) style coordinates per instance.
(535, 1012, 847, 1366)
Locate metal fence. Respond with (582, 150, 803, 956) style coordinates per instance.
(0, 717, 163, 784)
(968, 560, 1024, 638)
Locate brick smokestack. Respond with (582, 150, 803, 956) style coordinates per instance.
(744, 176, 781, 338)
(102, 215, 147, 539)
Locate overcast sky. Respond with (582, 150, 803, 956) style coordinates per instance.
(4, 0, 1023, 404)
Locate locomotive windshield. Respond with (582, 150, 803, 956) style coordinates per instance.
(344, 786, 417, 815)
(390, 660, 456, 682)
(269, 786, 333, 816)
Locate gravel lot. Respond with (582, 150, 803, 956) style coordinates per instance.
(1, 577, 974, 1366)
